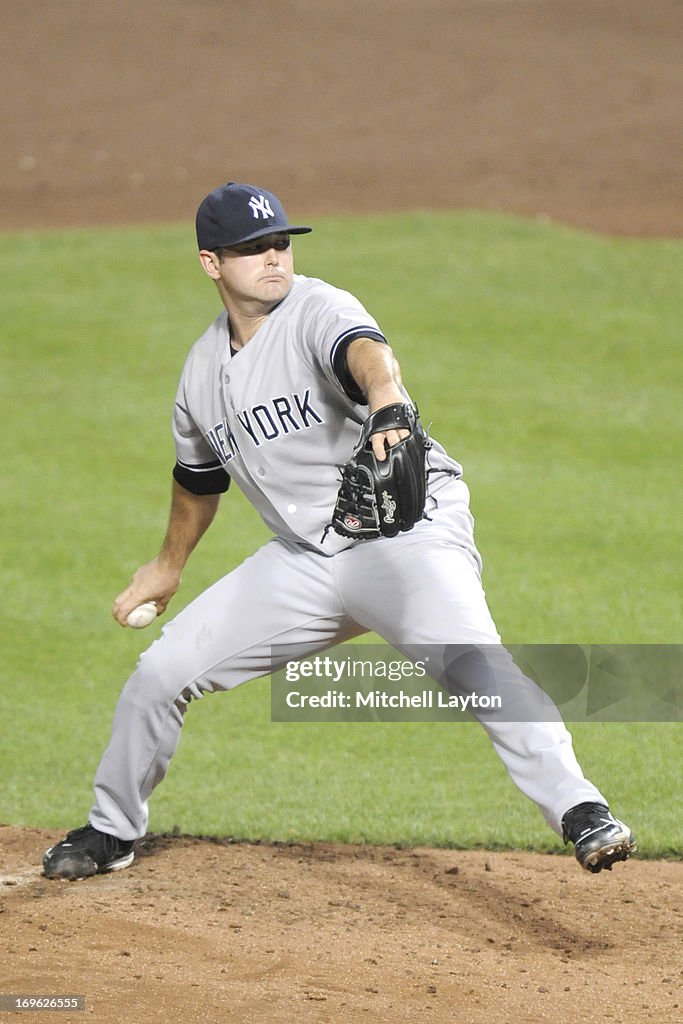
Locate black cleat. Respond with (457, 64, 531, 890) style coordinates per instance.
(561, 802, 636, 873)
(43, 824, 135, 880)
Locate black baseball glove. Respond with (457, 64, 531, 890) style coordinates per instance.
(323, 403, 431, 541)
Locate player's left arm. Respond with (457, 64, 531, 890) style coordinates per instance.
(346, 337, 409, 461)
(324, 338, 430, 541)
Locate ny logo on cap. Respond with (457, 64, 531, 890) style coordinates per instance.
(248, 194, 275, 220)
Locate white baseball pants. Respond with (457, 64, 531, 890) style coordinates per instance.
(90, 480, 605, 840)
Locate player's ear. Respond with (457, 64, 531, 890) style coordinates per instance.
(198, 250, 222, 280)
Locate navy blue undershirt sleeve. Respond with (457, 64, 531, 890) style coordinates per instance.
(173, 459, 231, 495)
(331, 331, 387, 404)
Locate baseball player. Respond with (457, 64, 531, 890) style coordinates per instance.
(43, 182, 635, 880)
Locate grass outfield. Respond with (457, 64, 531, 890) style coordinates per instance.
(1, 212, 680, 856)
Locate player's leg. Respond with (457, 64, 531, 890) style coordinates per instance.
(44, 538, 361, 877)
(336, 479, 632, 866)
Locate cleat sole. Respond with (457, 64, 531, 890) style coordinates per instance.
(582, 838, 637, 873)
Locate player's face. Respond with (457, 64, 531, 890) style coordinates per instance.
(209, 232, 294, 310)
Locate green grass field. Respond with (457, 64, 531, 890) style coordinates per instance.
(1, 212, 681, 857)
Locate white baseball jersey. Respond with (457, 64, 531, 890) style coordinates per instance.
(172, 273, 462, 553)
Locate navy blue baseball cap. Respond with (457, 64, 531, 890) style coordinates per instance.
(196, 182, 312, 250)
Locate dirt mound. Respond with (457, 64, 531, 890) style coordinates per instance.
(1, 827, 680, 1023)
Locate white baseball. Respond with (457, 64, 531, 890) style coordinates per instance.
(126, 602, 158, 629)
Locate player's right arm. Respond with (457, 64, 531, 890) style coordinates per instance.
(112, 480, 221, 626)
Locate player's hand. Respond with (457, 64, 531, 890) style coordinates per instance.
(368, 388, 410, 461)
(370, 426, 410, 462)
(112, 558, 182, 627)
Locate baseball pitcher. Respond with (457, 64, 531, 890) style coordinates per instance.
(43, 183, 636, 880)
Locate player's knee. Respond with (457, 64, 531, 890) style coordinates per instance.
(121, 642, 195, 708)
(123, 638, 220, 717)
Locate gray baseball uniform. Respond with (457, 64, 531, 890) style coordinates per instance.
(89, 269, 606, 842)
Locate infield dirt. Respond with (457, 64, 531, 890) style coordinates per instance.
(2, 1, 681, 236)
(2, 2, 681, 1022)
